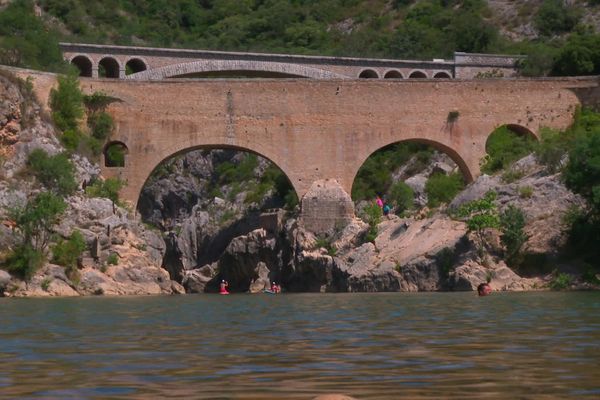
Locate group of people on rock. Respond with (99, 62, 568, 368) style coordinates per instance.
(376, 195, 392, 218)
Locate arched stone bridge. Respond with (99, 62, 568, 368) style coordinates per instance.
(60, 42, 523, 80)
(16, 68, 599, 233)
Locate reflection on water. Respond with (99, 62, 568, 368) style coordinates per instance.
(1, 292, 600, 399)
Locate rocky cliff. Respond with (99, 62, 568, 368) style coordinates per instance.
(0, 71, 183, 297)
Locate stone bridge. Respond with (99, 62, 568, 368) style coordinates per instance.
(60, 42, 523, 80)
(15, 68, 599, 233)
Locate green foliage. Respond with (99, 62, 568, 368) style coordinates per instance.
(352, 142, 428, 201)
(52, 230, 86, 272)
(49, 72, 84, 132)
(518, 186, 533, 199)
(481, 126, 536, 174)
(455, 191, 500, 256)
(314, 237, 336, 256)
(2, 244, 44, 281)
(105, 143, 126, 166)
(388, 181, 414, 213)
(501, 169, 524, 184)
(535, 127, 569, 173)
(361, 203, 382, 243)
(564, 128, 600, 217)
(215, 154, 258, 184)
(28, 149, 77, 196)
(500, 205, 528, 267)
(85, 177, 125, 203)
(535, 0, 581, 37)
(88, 112, 114, 140)
(549, 271, 573, 290)
(551, 28, 600, 76)
(0, 0, 67, 72)
(425, 172, 465, 208)
(10, 192, 67, 252)
(107, 252, 119, 265)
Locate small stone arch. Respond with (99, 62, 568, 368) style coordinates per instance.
(433, 71, 452, 79)
(384, 70, 403, 79)
(125, 58, 147, 75)
(358, 69, 379, 79)
(98, 56, 121, 79)
(408, 70, 428, 79)
(104, 141, 128, 167)
(70, 55, 93, 77)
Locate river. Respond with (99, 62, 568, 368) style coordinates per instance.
(1, 292, 599, 399)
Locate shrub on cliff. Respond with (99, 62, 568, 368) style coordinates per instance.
(2, 244, 44, 281)
(50, 72, 84, 133)
(388, 181, 414, 214)
(85, 177, 125, 204)
(52, 231, 86, 274)
(425, 172, 464, 208)
(500, 205, 529, 267)
(28, 149, 77, 196)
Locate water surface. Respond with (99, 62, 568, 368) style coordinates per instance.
(1, 292, 599, 399)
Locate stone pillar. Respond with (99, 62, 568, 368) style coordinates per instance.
(92, 67, 99, 78)
(299, 179, 355, 236)
(119, 68, 126, 79)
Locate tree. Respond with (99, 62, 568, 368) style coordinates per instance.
(500, 205, 529, 267)
(564, 129, 600, 216)
(388, 181, 414, 213)
(455, 191, 500, 258)
(10, 192, 67, 252)
(425, 172, 464, 207)
(28, 149, 78, 196)
(49, 72, 84, 132)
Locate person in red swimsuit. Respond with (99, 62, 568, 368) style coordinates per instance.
(219, 280, 229, 294)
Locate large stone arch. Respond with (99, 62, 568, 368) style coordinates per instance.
(125, 60, 349, 80)
(350, 137, 474, 192)
(110, 138, 301, 210)
(69, 54, 93, 77)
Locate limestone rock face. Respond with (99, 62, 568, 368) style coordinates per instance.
(300, 179, 354, 235)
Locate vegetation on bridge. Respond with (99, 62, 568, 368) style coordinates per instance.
(2, 0, 600, 76)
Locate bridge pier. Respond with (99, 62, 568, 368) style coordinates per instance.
(299, 180, 355, 236)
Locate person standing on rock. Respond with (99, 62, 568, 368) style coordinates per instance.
(219, 280, 229, 295)
(376, 195, 383, 208)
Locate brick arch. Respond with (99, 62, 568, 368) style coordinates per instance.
(99, 55, 122, 78)
(69, 54, 93, 77)
(408, 70, 428, 79)
(350, 138, 474, 192)
(135, 143, 299, 209)
(125, 60, 348, 80)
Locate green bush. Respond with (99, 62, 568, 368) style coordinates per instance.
(535, 0, 581, 37)
(518, 186, 533, 199)
(2, 244, 44, 281)
(10, 192, 67, 252)
(481, 126, 536, 174)
(85, 177, 125, 203)
(49, 72, 84, 132)
(0, 0, 66, 72)
(89, 112, 114, 140)
(28, 148, 77, 196)
(549, 271, 573, 290)
(361, 203, 382, 243)
(425, 172, 464, 208)
(564, 129, 600, 217)
(500, 205, 528, 267)
(388, 181, 414, 213)
(107, 252, 119, 265)
(52, 231, 86, 272)
(534, 127, 570, 173)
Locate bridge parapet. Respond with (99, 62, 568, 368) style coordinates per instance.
(60, 43, 521, 81)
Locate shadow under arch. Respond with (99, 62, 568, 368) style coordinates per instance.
(99, 56, 120, 78)
(350, 138, 474, 200)
(136, 143, 300, 213)
(70, 55, 93, 77)
(104, 141, 129, 167)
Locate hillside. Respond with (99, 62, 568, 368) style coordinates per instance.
(2, 0, 600, 76)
